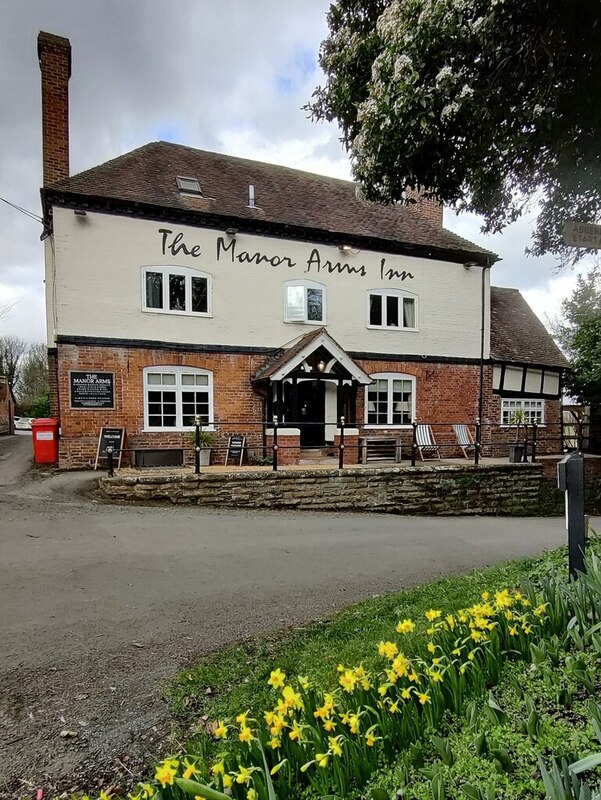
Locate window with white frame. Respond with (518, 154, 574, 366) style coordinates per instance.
(142, 266, 212, 316)
(366, 373, 416, 426)
(368, 289, 417, 330)
(501, 399, 545, 425)
(144, 366, 213, 430)
(284, 279, 325, 323)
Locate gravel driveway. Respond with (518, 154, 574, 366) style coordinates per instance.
(0, 433, 586, 797)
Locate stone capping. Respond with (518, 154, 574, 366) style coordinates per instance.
(98, 462, 544, 516)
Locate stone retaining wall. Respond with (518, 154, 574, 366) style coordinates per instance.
(99, 463, 543, 515)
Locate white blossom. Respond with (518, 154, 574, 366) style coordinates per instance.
(393, 53, 413, 82)
(376, 0, 403, 41)
(459, 84, 474, 99)
(435, 65, 454, 84)
(356, 98, 379, 123)
(440, 101, 460, 121)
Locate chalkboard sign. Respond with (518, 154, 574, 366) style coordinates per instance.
(94, 427, 125, 470)
(70, 371, 115, 409)
(225, 434, 246, 466)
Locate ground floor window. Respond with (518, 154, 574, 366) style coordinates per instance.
(143, 366, 213, 430)
(501, 398, 545, 425)
(366, 373, 415, 426)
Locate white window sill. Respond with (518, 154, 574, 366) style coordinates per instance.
(363, 424, 413, 430)
(500, 424, 546, 428)
(142, 307, 212, 318)
(366, 324, 419, 332)
(143, 426, 216, 433)
(284, 319, 326, 326)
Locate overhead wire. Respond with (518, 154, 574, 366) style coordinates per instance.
(0, 196, 44, 224)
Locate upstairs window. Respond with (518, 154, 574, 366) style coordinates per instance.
(284, 280, 326, 324)
(142, 266, 212, 317)
(501, 399, 545, 426)
(368, 289, 417, 330)
(366, 373, 416, 426)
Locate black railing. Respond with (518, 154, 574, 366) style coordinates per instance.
(102, 417, 580, 477)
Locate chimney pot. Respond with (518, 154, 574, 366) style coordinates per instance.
(38, 31, 71, 186)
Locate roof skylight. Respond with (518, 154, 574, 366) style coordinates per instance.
(176, 176, 202, 196)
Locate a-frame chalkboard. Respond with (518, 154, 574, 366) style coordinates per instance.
(225, 434, 246, 466)
(94, 427, 125, 470)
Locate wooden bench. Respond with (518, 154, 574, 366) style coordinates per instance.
(360, 437, 401, 464)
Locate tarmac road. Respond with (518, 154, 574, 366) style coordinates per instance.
(0, 432, 592, 795)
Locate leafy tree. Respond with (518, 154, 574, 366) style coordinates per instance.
(0, 335, 27, 390)
(554, 267, 601, 405)
(29, 392, 50, 418)
(309, 0, 601, 264)
(17, 342, 49, 408)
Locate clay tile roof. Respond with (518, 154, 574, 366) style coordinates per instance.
(490, 286, 569, 369)
(48, 141, 494, 259)
(253, 328, 327, 381)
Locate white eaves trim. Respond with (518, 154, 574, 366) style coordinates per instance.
(270, 330, 372, 385)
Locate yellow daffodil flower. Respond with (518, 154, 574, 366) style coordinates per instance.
(396, 618, 415, 634)
(534, 603, 548, 617)
(236, 766, 252, 785)
(183, 757, 199, 780)
(236, 711, 248, 725)
(392, 654, 410, 677)
(239, 725, 254, 743)
(339, 670, 358, 692)
(298, 675, 310, 689)
(445, 614, 456, 629)
(323, 718, 337, 732)
(329, 735, 343, 757)
(316, 752, 329, 768)
(349, 713, 361, 734)
(425, 609, 442, 621)
(282, 685, 303, 710)
(270, 760, 286, 775)
(247, 789, 257, 800)
(389, 700, 400, 713)
(211, 761, 225, 775)
(427, 642, 436, 654)
(378, 640, 398, 659)
(418, 692, 431, 705)
(269, 737, 281, 749)
(509, 626, 518, 636)
(366, 732, 377, 746)
(155, 761, 177, 787)
(223, 775, 233, 789)
(401, 687, 412, 699)
(268, 668, 286, 689)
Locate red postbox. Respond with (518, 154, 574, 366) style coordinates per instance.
(31, 418, 60, 464)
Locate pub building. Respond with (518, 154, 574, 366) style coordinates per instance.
(38, 32, 568, 468)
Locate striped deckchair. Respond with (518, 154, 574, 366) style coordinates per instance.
(453, 424, 475, 459)
(416, 424, 441, 460)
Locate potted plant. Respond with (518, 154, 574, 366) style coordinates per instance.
(189, 429, 215, 466)
(508, 408, 527, 463)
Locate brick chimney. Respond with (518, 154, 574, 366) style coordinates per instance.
(406, 188, 443, 227)
(38, 31, 71, 186)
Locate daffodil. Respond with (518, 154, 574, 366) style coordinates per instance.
(418, 692, 431, 705)
(378, 640, 398, 659)
(339, 669, 358, 692)
(396, 618, 415, 634)
(323, 718, 336, 732)
(534, 603, 548, 617)
(269, 737, 281, 749)
(239, 725, 254, 743)
(509, 625, 518, 636)
(247, 789, 257, 800)
(155, 760, 178, 787)
(298, 675, 310, 689)
(223, 775, 233, 789)
(389, 700, 400, 713)
(270, 760, 287, 775)
(494, 589, 514, 609)
(329, 735, 343, 757)
(427, 641, 436, 654)
(211, 761, 225, 775)
(316, 752, 329, 768)
(268, 668, 286, 689)
(236, 766, 253, 785)
(425, 609, 442, 621)
(392, 654, 410, 677)
(182, 757, 199, 780)
(348, 713, 360, 734)
(282, 685, 303, 710)
(236, 711, 248, 725)
(445, 614, 456, 630)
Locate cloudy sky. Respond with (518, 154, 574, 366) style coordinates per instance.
(0, 0, 593, 343)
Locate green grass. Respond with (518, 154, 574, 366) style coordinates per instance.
(167, 542, 583, 727)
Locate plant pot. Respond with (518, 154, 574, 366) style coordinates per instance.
(508, 444, 525, 463)
(200, 447, 211, 466)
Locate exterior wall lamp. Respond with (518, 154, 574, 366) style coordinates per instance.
(317, 360, 326, 372)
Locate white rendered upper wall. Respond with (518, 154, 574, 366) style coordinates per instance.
(47, 207, 491, 360)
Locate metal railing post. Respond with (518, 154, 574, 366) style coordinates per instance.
(411, 421, 417, 467)
(474, 418, 481, 465)
(531, 423, 538, 463)
(107, 446, 114, 477)
(194, 415, 201, 474)
(523, 424, 529, 463)
(272, 415, 278, 472)
(338, 415, 345, 469)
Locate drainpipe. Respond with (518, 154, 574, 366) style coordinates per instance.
(477, 261, 492, 430)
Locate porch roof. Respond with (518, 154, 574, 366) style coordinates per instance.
(253, 328, 372, 385)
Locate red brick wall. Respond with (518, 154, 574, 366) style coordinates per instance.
(405, 188, 443, 227)
(56, 343, 267, 467)
(38, 32, 71, 187)
(55, 345, 564, 467)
